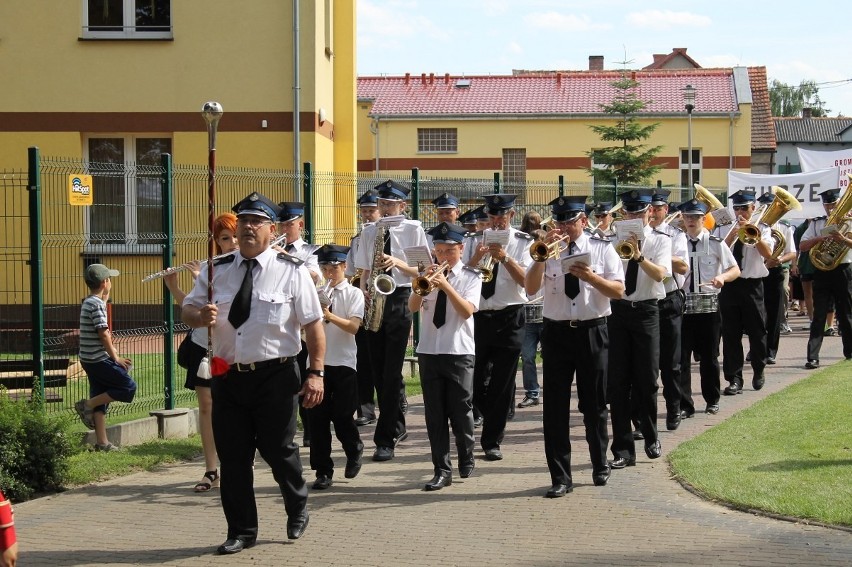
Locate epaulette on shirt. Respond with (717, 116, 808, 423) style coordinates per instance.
(465, 230, 483, 238)
(277, 253, 304, 266)
(590, 233, 612, 243)
(515, 231, 534, 241)
(462, 265, 481, 275)
(214, 255, 236, 266)
(709, 235, 723, 242)
(653, 228, 672, 238)
(811, 216, 827, 221)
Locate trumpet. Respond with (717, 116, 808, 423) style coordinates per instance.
(317, 281, 333, 309)
(477, 253, 495, 282)
(530, 234, 570, 262)
(412, 262, 450, 296)
(615, 239, 639, 260)
(142, 234, 286, 282)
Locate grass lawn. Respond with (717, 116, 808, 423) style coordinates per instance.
(669, 361, 852, 527)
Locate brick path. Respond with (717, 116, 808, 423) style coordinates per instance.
(14, 312, 852, 566)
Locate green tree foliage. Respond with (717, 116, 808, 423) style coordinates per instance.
(586, 73, 663, 186)
(769, 79, 830, 117)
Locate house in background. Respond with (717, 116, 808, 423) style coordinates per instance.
(774, 109, 852, 173)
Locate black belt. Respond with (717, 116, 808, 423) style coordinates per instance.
(544, 316, 606, 328)
(614, 298, 658, 308)
(230, 356, 291, 372)
(477, 304, 523, 317)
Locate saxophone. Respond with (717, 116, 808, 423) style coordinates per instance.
(363, 223, 397, 331)
(809, 184, 852, 271)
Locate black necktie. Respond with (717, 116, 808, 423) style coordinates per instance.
(625, 258, 639, 297)
(383, 228, 392, 255)
(433, 289, 447, 328)
(481, 256, 499, 299)
(732, 240, 744, 269)
(564, 242, 580, 299)
(228, 258, 256, 329)
(689, 240, 698, 292)
(285, 243, 296, 253)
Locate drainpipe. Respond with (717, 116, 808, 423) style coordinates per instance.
(729, 113, 735, 170)
(370, 118, 380, 175)
(293, 0, 301, 199)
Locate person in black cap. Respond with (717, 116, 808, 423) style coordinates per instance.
(756, 192, 797, 365)
(525, 196, 624, 496)
(459, 208, 479, 233)
(409, 222, 483, 490)
(592, 202, 616, 236)
(713, 189, 773, 394)
(427, 193, 461, 250)
(473, 205, 491, 232)
(678, 199, 740, 416)
(648, 189, 690, 430)
(798, 187, 852, 368)
(463, 193, 532, 461)
(307, 244, 365, 490)
(347, 190, 381, 427)
(607, 189, 672, 470)
(355, 180, 428, 462)
(183, 191, 325, 553)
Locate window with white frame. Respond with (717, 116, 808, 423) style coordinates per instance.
(85, 135, 172, 253)
(417, 128, 457, 153)
(502, 148, 526, 188)
(680, 148, 702, 187)
(83, 0, 172, 39)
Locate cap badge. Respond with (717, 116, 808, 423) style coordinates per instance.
(386, 181, 393, 188)
(440, 225, 448, 235)
(630, 190, 639, 199)
(249, 193, 259, 201)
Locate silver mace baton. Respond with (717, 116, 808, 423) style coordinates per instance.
(200, 101, 223, 376)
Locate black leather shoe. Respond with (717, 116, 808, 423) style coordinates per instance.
(345, 448, 363, 479)
(593, 467, 611, 486)
(372, 446, 394, 461)
(517, 396, 540, 408)
(423, 473, 452, 491)
(766, 356, 777, 365)
(312, 475, 333, 490)
(723, 380, 743, 395)
(609, 456, 635, 469)
(545, 483, 572, 498)
(286, 511, 309, 540)
(705, 404, 720, 415)
(217, 537, 256, 555)
(459, 462, 475, 478)
(394, 431, 409, 447)
(752, 372, 765, 391)
(484, 448, 503, 461)
(473, 416, 484, 428)
(354, 416, 375, 426)
(666, 413, 681, 431)
(680, 408, 695, 419)
(805, 359, 820, 369)
(645, 439, 662, 459)
(632, 429, 644, 440)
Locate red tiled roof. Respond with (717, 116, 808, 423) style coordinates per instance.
(357, 69, 738, 117)
(748, 66, 777, 151)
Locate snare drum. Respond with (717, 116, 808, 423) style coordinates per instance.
(684, 292, 718, 315)
(524, 302, 543, 324)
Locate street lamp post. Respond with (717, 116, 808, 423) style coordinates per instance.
(683, 84, 696, 191)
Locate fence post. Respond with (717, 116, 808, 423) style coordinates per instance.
(303, 162, 314, 243)
(493, 172, 501, 194)
(27, 146, 45, 405)
(410, 168, 420, 348)
(558, 174, 564, 197)
(161, 153, 175, 410)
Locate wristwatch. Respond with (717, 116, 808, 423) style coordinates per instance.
(307, 369, 325, 378)
(636, 255, 645, 263)
(501, 255, 510, 264)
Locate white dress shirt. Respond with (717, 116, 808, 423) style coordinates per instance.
(801, 217, 852, 265)
(184, 247, 322, 365)
(681, 231, 738, 295)
(415, 262, 482, 356)
(619, 225, 672, 301)
(462, 227, 532, 310)
(541, 231, 623, 321)
(712, 224, 772, 279)
(323, 280, 364, 370)
(285, 237, 320, 275)
(657, 221, 689, 293)
(355, 219, 428, 288)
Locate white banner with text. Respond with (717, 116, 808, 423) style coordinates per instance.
(797, 147, 852, 188)
(726, 168, 838, 220)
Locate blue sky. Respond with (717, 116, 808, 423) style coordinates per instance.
(357, 0, 852, 116)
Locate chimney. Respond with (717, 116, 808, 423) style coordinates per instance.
(802, 107, 813, 119)
(589, 55, 604, 71)
(556, 72, 562, 87)
(445, 73, 450, 84)
(421, 73, 426, 85)
(429, 72, 435, 84)
(404, 72, 410, 85)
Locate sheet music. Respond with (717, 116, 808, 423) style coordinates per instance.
(378, 214, 405, 228)
(613, 219, 644, 242)
(711, 208, 734, 226)
(560, 252, 591, 274)
(404, 245, 434, 270)
(483, 229, 510, 246)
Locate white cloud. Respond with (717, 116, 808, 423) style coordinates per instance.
(506, 41, 523, 55)
(358, 0, 449, 48)
(523, 11, 610, 32)
(625, 10, 711, 31)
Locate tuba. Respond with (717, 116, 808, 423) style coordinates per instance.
(362, 223, 397, 331)
(664, 184, 723, 230)
(412, 262, 449, 296)
(810, 183, 852, 271)
(745, 187, 802, 246)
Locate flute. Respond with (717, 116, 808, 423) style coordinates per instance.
(142, 234, 288, 282)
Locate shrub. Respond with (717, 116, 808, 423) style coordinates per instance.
(0, 388, 76, 501)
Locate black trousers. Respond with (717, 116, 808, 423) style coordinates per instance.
(608, 300, 660, 459)
(211, 360, 306, 541)
(763, 266, 786, 359)
(473, 305, 524, 451)
(297, 341, 311, 442)
(680, 310, 722, 411)
(719, 278, 767, 383)
(541, 319, 610, 486)
(418, 353, 475, 475)
(366, 287, 412, 448)
(308, 365, 363, 477)
(355, 328, 376, 420)
(808, 263, 852, 361)
(658, 290, 685, 416)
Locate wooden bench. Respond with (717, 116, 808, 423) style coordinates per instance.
(0, 358, 71, 403)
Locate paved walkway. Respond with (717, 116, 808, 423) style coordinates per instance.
(14, 312, 852, 566)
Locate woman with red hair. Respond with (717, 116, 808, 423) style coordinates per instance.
(0, 489, 17, 567)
